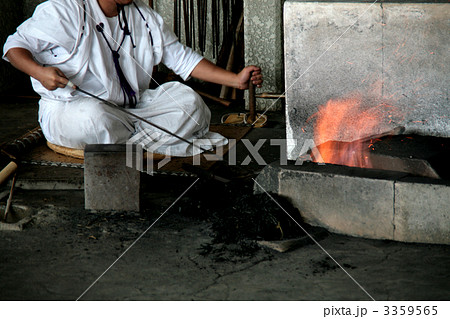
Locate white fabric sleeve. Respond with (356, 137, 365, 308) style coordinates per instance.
(3, 30, 58, 62)
(161, 41, 204, 81)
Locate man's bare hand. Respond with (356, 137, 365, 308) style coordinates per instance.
(6, 48, 69, 91)
(236, 66, 263, 90)
(190, 59, 263, 90)
(35, 66, 69, 91)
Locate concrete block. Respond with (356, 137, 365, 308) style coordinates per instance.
(284, 2, 450, 160)
(84, 144, 140, 212)
(275, 163, 402, 240)
(253, 163, 281, 195)
(255, 161, 450, 244)
(394, 178, 450, 245)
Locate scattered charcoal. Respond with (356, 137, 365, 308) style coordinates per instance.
(311, 257, 339, 275)
(211, 192, 305, 244)
(343, 263, 357, 269)
(175, 179, 308, 260)
(64, 210, 151, 242)
(200, 241, 260, 263)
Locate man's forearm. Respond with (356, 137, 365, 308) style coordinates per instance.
(6, 47, 43, 80)
(190, 59, 240, 88)
(190, 59, 263, 90)
(6, 48, 68, 91)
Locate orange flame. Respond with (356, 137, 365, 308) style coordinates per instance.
(311, 95, 398, 168)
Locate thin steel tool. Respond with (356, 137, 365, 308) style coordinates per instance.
(3, 173, 17, 221)
(66, 81, 210, 153)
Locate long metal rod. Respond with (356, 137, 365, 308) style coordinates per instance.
(247, 73, 256, 123)
(4, 173, 17, 221)
(66, 82, 210, 153)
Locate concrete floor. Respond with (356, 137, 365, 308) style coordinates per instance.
(0, 98, 449, 301)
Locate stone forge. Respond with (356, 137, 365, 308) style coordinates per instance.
(284, 1, 449, 160)
(270, 1, 450, 244)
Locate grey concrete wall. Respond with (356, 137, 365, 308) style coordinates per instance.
(284, 2, 450, 160)
(244, 0, 285, 111)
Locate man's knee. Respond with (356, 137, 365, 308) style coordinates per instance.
(55, 100, 132, 147)
(85, 103, 132, 144)
(176, 84, 206, 116)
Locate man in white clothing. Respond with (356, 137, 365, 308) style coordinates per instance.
(3, 0, 263, 156)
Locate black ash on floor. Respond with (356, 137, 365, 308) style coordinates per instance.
(176, 178, 308, 260)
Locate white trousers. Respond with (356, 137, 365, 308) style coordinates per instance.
(38, 82, 228, 156)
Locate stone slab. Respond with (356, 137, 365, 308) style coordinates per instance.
(84, 144, 140, 212)
(394, 177, 450, 244)
(253, 162, 281, 195)
(284, 2, 450, 160)
(255, 161, 450, 244)
(15, 180, 83, 191)
(13, 166, 84, 190)
(276, 163, 399, 240)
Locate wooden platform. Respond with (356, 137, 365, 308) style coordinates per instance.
(23, 125, 251, 174)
